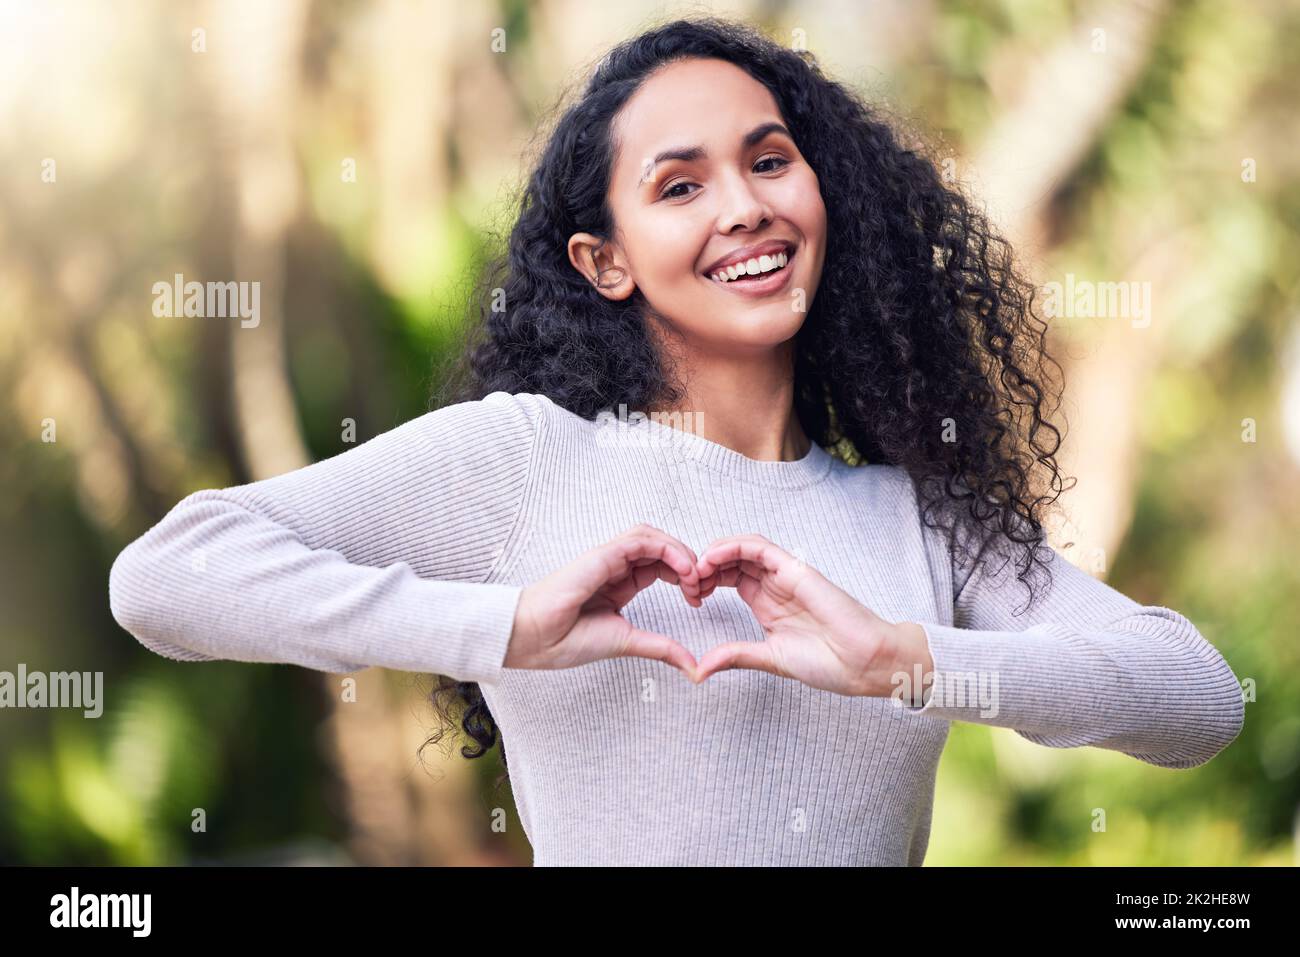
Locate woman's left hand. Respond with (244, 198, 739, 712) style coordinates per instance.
(692, 534, 933, 699)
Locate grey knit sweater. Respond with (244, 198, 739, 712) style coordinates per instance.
(107, 391, 1245, 865)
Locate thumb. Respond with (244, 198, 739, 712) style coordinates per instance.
(694, 640, 778, 683)
(616, 626, 700, 682)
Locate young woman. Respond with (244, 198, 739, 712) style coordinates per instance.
(108, 18, 1244, 866)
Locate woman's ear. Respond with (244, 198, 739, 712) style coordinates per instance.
(568, 232, 636, 301)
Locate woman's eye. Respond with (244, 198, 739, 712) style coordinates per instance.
(660, 180, 698, 199)
(658, 157, 790, 200)
(754, 156, 790, 173)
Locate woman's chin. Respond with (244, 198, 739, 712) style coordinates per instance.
(706, 310, 807, 346)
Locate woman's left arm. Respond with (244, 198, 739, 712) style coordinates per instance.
(691, 495, 1245, 770)
(897, 539, 1246, 770)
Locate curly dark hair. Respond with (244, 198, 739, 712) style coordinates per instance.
(419, 15, 1072, 788)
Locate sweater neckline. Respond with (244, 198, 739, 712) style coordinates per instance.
(539, 394, 835, 489)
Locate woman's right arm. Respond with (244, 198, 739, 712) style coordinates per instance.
(108, 391, 544, 683)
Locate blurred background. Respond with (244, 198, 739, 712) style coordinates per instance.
(1, 0, 1296, 866)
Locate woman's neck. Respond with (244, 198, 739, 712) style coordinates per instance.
(653, 350, 810, 463)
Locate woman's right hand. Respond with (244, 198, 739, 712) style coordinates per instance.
(504, 524, 704, 681)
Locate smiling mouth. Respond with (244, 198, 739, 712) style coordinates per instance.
(704, 246, 796, 294)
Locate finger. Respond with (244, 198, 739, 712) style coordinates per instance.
(616, 554, 706, 610)
(596, 561, 686, 616)
(701, 560, 766, 584)
(618, 526, 701, 594)
(697, 550, 769, 595)
(712, 561, 759, 605)
(618, 627, 700, 681)
(698, 562, 757, 599)
(696, 537, 786, 579)
(631, 555, 704, 605)
(693, 640, 779, 683)
(696, 562, 764, 603)
(702, 538, 782, 573)
(624, 522, 707, 605)
(598, 534, 687, 595)
(628, 558, 706, 608)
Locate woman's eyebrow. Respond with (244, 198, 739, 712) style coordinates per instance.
(646, 121, 791, 168)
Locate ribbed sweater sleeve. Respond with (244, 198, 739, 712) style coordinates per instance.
(107, 391, 542, 682)
(907, 490, 1245, 770)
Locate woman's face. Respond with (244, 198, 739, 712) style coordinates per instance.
(570, 57, 827, 356)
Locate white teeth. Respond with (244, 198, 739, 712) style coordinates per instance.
(711, 250, 789, 283)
